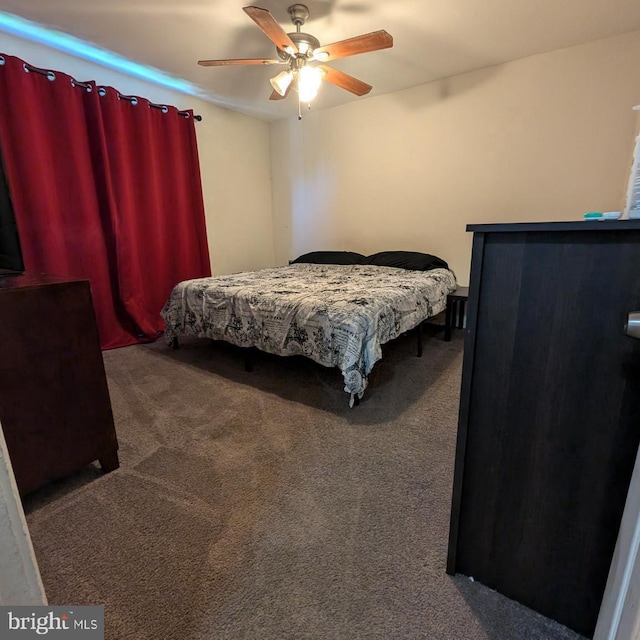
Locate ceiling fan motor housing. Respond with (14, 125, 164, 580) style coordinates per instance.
(277, 31, 321, 60)
(288, 4, 310, 27)
(276, 5, 319, 60)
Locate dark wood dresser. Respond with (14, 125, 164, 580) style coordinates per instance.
(446, 221, 640, 638)
(0, 274, 119, 496)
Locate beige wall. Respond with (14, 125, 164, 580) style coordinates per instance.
(0, 34, 274, 275)
(270, 30, 640, 285)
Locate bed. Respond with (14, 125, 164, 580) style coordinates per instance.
(161, 251, 457, 406)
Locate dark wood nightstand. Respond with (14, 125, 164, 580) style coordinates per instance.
(444, 286, 469, 341)
(0, 274, 119, 496)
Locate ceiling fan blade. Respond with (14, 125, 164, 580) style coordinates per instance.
(198, 58, 283, 66)
(314, 30, 392, 61)
(269, 85, 291, 101)
(243, 6, 298, 54)
(318, 65, 372, 96)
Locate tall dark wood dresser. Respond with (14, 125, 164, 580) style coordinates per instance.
(0, 274, 119, 496)
(446, 221, 640, 637)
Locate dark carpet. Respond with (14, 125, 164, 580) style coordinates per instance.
(23, 328, 585, 640)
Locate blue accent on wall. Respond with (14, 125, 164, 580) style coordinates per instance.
(0, 11, 209, 100)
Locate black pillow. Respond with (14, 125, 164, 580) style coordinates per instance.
(366, 251, 449, 271)
(290, 251, 368, 265)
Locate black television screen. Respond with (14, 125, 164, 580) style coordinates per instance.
(0, 149, 24, 276)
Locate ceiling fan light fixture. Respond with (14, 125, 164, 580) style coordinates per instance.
(199, 5, 394, 114)
(270, 69, 294, 96)
(298, 65, 322, 102)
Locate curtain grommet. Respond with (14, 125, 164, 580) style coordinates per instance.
(118, 94, 138, 106)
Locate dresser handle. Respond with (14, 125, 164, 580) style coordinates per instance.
(625, 311, 640, 339)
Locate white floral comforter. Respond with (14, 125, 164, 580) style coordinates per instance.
(161, 264, 457, 404)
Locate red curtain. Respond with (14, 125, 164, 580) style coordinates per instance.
(0, 56, 136, 348)
(0, 54, 211, 349)
(88, 88, 210, 339)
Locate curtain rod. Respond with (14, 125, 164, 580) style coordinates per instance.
(21, 61, 203, 121)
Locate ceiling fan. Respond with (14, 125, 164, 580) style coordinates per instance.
(198, 4, 393, 116)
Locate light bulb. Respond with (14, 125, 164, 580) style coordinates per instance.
(298, 65, 322, 103)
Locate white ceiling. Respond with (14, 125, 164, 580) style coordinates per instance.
(1, 0, 640, 121)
